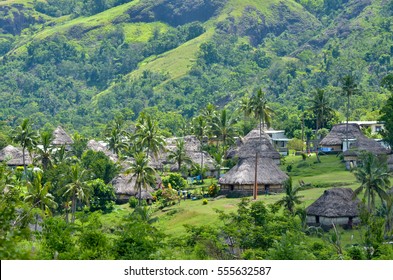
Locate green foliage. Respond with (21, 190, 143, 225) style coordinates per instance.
(128, 196, 139, 208)
(287, 138, 304, 151)
(202, 198, 208, 205)
(88, 179, 116, 213)
(162, 173, 187, 190)
(82, 150, 119, 184)
(40, 217, 76, 259)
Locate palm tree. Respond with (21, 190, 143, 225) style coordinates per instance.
(24, 171, 57, 230)
(245, 88, 274, 139)
(211, 109, 238, 153)
(105, 115, 128, 157)
(62, 163, 91, 223)
(309, 89, 334, 162)
(11, 118, 37, 175)
(274, 177, 303, 215)
(353, 152, 390, 213)
(340, 74, 360, 151)
(125, 152, 156, 206)
(133, 113, 165, 159)
(167, 138, 192, 172)
(36, 131, 54, 171)
(192, 115, 208, 183)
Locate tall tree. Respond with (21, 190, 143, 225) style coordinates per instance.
(133, 113, 165, 159)
(24, 171, 57, 230)
(192, 115, 208, 183)
(340, 74, 360, 151)
(211, 108, 238, 153)
(274, 177, 303, 215)
(309, 89, 334, 162)
(167, 138, 192, 172)
(125, 152, 156, 206)
(353, 152, 390, 213)
(105, 115, 128, 157)
(246, 88, 274, 139)
(11, 118, 37, 175)
(62, 163, 91, 223)
(36, 131, 54, 171)
(380, 74, 393, 149)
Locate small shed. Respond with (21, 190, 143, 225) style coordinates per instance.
(87, 139, 118, 163)
(306, 188, 361, 229)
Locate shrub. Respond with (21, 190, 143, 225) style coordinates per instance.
(208, 184, 220, 197)
(162, 173, 188, 190)
(128, 197, 138, 208)
(202, 199, 208, 205)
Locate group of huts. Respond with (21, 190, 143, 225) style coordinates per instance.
(1, 122, 391, 229)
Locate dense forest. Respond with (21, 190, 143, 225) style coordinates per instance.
(0, 0, 392, 139)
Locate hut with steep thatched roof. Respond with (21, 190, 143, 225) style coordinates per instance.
(87, 139, 118, 163)
(52, 126, 73, 150)
(220, 157, 289, 195)
(220, 129, 287, 195)
(306, 188, 361, 229)
(0, 145, 33, 166)
(150, 135, 217, 177)
(110, 173, 156, 204)
(226, 129, 281, 164)
(320, 123, 389, 169)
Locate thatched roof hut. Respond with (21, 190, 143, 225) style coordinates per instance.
(87, 139, 118, 162)
(0, 145, 32, 166)
(226, 129, 280, 162)
(110, 172, 155, 204)
(220, 157, 288, 194)
(320, 123, 388, 155)
(306, 188, 361, 228)
(150, 135, 216, 174)
(52, 126, 73, 146)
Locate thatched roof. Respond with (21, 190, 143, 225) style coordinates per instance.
(87, 140, 118, 162)
(110, 173, 155, 197)
(0, 145, 32, 166)
(306, 188, 360, 218)
(320, 124, 388, 155)
(150, 135, 216, 171)
(52, 126, 73, 146)
(226, 129, 280, 160)
(136, 190, 153, 200)
(220, 157, 288, 185)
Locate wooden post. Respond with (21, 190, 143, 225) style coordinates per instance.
(253, 152, 258, 200)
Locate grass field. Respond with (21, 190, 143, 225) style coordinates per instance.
(99, 153, 362, 246)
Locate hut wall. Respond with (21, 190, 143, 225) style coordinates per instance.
(220, 184, 283, 195)
(322, 145, 342, 151)
(306, 215, 360, 226)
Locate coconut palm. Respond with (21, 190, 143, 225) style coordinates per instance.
(340, 74, 360, 151)
(62, 163, 91, 223)
(36, 131, 54, 171)
(211, 109, 238, 153)
(245, 88, 274, 139)
(309, 89, 334, 162)
(105, 115, 128, 157)
(11, 118, 37, 175)
(125, 152, 156, 206)
(24, 171, 57, 230)
(353, 152, 390, 213)
(192, 115, 208, 183)
(274, 177, 303, 215)
(133, 113, 165, 159)
(167, 138, 192, 172)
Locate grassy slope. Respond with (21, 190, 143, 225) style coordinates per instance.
(100, 154, 360, 242)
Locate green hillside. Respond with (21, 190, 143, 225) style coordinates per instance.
(0, 0, 392, 136)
